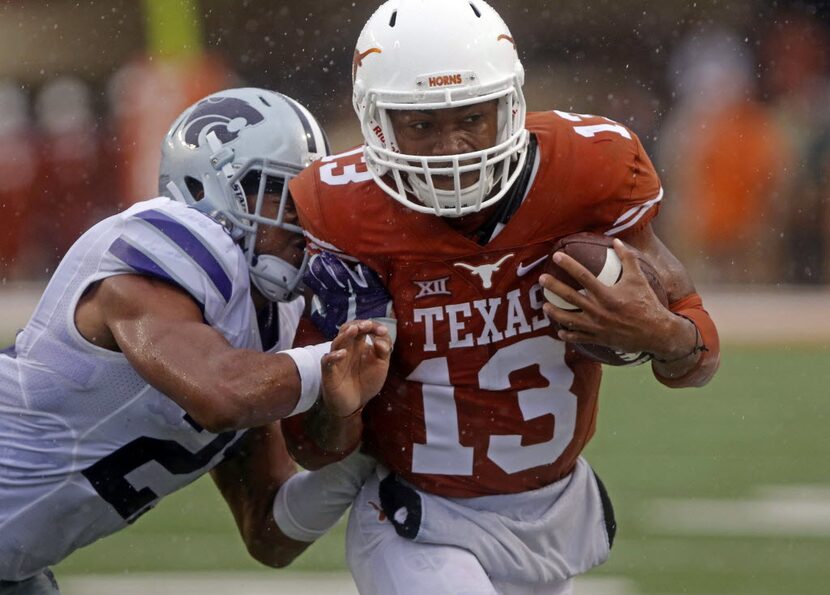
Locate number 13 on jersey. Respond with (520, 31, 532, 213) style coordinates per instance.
(320, 147, 374, 186)
(408, 335, 577, 476)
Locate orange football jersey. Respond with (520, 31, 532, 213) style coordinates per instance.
(290, 110, 662, 497)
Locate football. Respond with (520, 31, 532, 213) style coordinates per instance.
(543, 232, 668, 366)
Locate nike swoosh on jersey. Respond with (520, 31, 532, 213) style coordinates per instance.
(516, 256, 548, 277)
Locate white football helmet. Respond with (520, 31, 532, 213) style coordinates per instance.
(353, 0, 529, 217)
(159, 88, 329, 302)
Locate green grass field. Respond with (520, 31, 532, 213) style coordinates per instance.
(54, 345, 830, 594)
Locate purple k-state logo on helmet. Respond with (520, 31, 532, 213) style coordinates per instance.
(182, 96, 265, 148)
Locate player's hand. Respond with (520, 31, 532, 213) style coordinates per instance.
(320, 320, 392, 418)
(305, 252, 393, 340)
(540, 239, 682, 357)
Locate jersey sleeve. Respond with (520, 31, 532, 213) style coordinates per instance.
(546, 111, 663, 237)
(598, 128, 663, 237)
(100, 203, 247, 325)
(289, 159, 357, 261)
(290, 157, 393, 341)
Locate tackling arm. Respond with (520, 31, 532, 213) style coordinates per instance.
(210, 424, 306, 567)
(76, 274, 391, 433)
(212, 423, 376, 567)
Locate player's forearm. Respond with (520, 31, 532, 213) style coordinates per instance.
(201, 350, 305, 431)
(650, 313, 700, 375)
(282, 398, 363, 469)
(652, 294, 720, 388)
(214, 475, 301, 567)
(212, 427, 311, 568)
(622, 228, 720, 388)
(306, 397, 364, 455)
(116, 317, 306, 432)
(241, 512, 311, 568)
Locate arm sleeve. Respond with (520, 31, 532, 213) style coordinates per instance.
(272, 450, 376, 542)
(653, 293, 721, 388)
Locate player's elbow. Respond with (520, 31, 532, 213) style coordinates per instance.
(245, 534, 304, 569)
(654, 354, 720, 389)
(184, 398, 248, 434)
(197, 415, 237, 434)
(248, 546, 298, 569)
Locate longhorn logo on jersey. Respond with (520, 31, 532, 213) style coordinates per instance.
(182, 97, 265, 149)
(454, 254, 514, 289)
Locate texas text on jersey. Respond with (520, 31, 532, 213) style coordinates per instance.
(289, 110, 662, 497)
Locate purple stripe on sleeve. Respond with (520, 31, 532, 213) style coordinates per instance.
(107, 237, 205, 312)
(134, 209, 233, 302)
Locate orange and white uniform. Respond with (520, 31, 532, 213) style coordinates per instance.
(290, 110, 662, 499)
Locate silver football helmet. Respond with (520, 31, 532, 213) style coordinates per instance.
(159, 87, 329, 302)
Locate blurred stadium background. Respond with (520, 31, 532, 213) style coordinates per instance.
(1, 0, 829, 593)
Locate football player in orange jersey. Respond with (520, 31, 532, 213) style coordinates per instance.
(284, 1, 720, 593)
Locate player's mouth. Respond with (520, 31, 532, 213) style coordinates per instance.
(429, 170, 482, 190)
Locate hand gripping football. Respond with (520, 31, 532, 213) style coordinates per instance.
(543, 232, 668, 366)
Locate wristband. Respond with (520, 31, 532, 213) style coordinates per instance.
(653, 315, 708, 364)
(654, 294, 720, 388)
(281, 341, 332, 417)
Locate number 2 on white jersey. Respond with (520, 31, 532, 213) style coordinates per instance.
(409, 335, 577, 476)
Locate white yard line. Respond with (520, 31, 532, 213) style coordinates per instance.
(701, 287, 830, 344)
(60, 572, 359, 595)
(646, 484, 830, 537)
(58, 572, 636, 595)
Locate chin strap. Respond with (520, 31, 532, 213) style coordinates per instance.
(249, 254, 303, 303)
(471, 135, 538, 244)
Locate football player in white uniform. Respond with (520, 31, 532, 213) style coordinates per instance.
(0, 88, 392, 594)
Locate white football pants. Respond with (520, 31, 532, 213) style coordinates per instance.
(346, 474, 575, 595)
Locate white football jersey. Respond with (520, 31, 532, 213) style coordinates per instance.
(0, 197, 303, 581)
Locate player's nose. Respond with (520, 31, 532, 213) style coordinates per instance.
(430, 129, 473, 157)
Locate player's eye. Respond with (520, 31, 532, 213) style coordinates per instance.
(240, 172, 284, 196)
(464, 113, 483, 123)
(264, 177, 285, 195)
